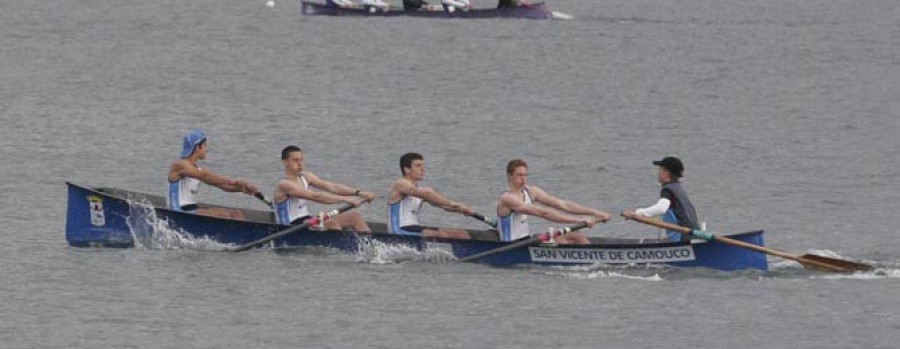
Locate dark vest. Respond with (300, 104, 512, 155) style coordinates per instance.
(661, 181, 699, 241)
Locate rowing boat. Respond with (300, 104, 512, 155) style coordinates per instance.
(301, 1, 554, 20)
(65, 182, 768, 271)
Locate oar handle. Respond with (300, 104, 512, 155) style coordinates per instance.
(254, 192, 273, 207)
(468, 213, 497, 228)
(232, 203, 359, 252)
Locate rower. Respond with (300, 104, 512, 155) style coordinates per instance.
(403, 0, 430, 10)
(167, 129, 260, 220)
(622, 156, 700, 242)
(496, 159, 611, 245)
(387, 153, 475, 239)
(273, 145, 374, 232)
(497, 0, 531, 8)
(360, 0, 390, 11)
(327, 0, 356, 8)
(441, 0, 471, 12)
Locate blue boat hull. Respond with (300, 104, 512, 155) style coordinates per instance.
(66, 182, 768, 271)
(301, 1, 553, 20)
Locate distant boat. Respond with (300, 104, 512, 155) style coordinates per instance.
(66, 182, 768, 271)
(301, 0, 558, 20)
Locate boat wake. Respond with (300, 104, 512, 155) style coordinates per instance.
(537, 263, 667, 281)
(355, 237, 455, 264)
(125, 198, 233, 251)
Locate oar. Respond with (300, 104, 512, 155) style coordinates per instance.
(232, 203, 358, 252)
(623, 213, 872, 272)
(253, 192, 273, 207)
(458, 222, 588, 262)
(468, 213, 497, 228)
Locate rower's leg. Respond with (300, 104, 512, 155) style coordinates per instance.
(556, 232, 590, 245)
(423, 228, 470, 239)
(323, 219, 342, 231)
(330, 211, 371, 233)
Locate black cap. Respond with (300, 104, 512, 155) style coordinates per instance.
(653, 157, 684, 178)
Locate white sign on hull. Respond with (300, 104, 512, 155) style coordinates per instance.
(529, 245, 695, 264)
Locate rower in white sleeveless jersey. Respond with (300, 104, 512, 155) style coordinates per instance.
(496, 159, 611, 245)
(497, 0, 532, 8)
(166, 129, 260, 220)
(387, 153, 478, 239)
(273, 145, 374, 232)
(622, 156, 700, 242)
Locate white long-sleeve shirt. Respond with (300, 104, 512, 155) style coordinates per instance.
(635, 198, 671, 217)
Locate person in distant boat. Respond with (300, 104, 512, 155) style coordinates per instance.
(387, 153, 477, 239)
(497, 159, 611, 245)
(327, 0, 356, 8)
(167, 129, 260, 220)
(403, 0, 430, 10)
(621, 156, 699, 242)
(361, 0, 390, 11)
(497, 0, 532, 8)
(442, 0, 471, 12)
(273, 145, 374, 232)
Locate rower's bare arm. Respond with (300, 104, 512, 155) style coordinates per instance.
(174, 162, 243, 192)
(400, 183, 457, 211)
(304, 171, 362, 197)
(417, 188, 469, 214)
(532, 186, 609, 221)
(503, 194, 582, 225)
(282, 179, 356, 205)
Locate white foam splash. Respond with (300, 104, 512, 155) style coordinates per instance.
(814, 268, 900, 280)
(558, 270, 664, 281)
(537, 263, 666, 281)
(355, 237, 455, 264)
(804, 249, 850, 259)
(124, 198, 233, 251)
(550, 11, 573, 20)
(769, 258, 805, 270)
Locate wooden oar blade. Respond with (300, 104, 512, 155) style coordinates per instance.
(800, 254, 872, 272)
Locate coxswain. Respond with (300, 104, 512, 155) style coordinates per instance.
(622, 156, 700, 242)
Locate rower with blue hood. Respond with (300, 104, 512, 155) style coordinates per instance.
(167, 129, 262, 220)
